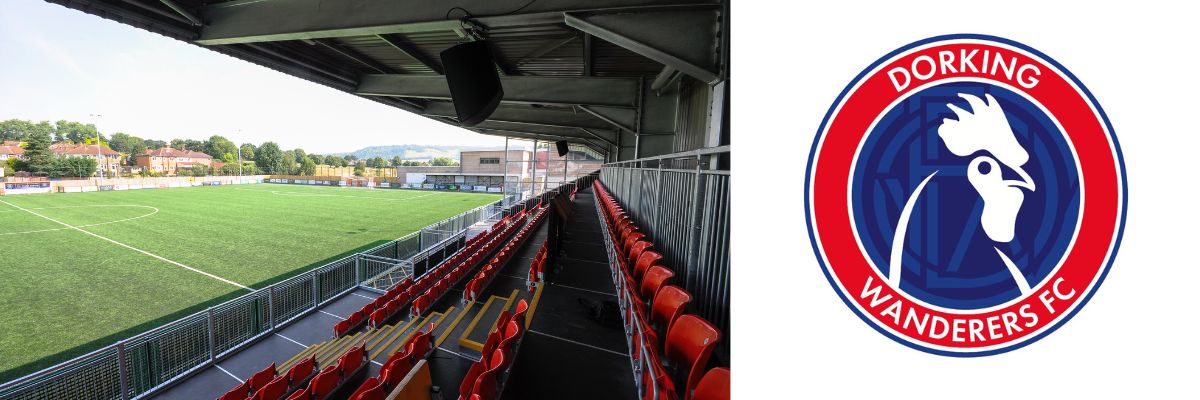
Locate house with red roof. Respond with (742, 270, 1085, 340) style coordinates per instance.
(49, 143, 122, 176)
(134, 147, 213, 175)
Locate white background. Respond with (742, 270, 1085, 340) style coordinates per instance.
(734, 1, 1199, 398)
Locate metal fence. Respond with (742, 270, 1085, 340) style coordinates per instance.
(0, 196, 514, 400)
(599, 145, 730, 344)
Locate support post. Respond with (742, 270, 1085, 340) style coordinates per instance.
(117, 341, 129, 400)
(684, 155, 705, 291)
(268, 285, 276, 330)
(206, 308, 216, 364)
(311, 270, 320, 307)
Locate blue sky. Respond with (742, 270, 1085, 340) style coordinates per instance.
(0, 0, 506, 153)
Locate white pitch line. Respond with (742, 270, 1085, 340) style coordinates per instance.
(276, 333, 309, 349)
(318, 309, 345, 319)
(0, 199, 252, 291)
(215, 364, 244, 383)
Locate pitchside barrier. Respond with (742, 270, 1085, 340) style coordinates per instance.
(0, 176, 268, 195)
(0, 175, 593, 400)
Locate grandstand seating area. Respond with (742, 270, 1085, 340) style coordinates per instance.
(6, 175, 727, 400)
(593, 181, 729, 400)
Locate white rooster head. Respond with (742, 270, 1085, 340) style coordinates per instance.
(937, 93, 1036, 243)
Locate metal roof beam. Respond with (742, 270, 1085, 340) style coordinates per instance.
(469, 121, 615, 144)
(196, 0, 716, 45)
(423, 103, 616, 132)
(357, 75, 639, 108)
(376, 34, 444, 74)
(565, 8, 722, 83)
(514, 36, 577, 68)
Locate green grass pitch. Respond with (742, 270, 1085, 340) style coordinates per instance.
(0, 184, 499, 381)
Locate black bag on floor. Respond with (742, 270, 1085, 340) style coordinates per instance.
(579, 298, 623, 328)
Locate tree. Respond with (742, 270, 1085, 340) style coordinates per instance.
(353, 160, 366, 176)
(184, 139, 205, 152)
(281, 150, 298, 174)
(239, 143, 256, 161)
(366, 156, 385, 168)
(300, 157, 317, 176)
(108, 132, 144, 154)
(323, 155, 340, 166)
(144, 139, 167, 149)
(430, 156, 456, 166)
(292, 148, 307, 164)
(56, 120, 102, 144)
(0, 119, 35, 141)
(191, 164, 210, 176)
(344, 154, 358, 162)
(221, 153, 237, 163)
(337, 157, 349, 167)
(22, 129, 54, 176)
(308, 154, 324, 165)
(391, 156, 402, 167)
(49, 157, 97, 178)
(255, 142, 289, 175)
(170, 139, 187, 150)
(220, 163, 241, 175)
(205, 135, 238, 160)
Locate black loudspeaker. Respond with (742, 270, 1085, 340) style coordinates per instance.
(440, 41, 503, 126)
(555, 140, 569, 157)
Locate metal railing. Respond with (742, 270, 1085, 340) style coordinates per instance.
(599, 145, 730, 346)
(594, 190, 666, 400)
(0, 197, 511, 400)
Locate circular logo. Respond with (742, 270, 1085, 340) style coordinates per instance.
(805, 34, 1126, 356)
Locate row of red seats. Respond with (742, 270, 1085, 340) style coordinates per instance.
(593, 181, 729, 400)
(410, 210, 529, 314)
(463, 205, 548, 302)
(409, 213, 525, 317)
(217, 357, 319, 400)
(334, 217, 519, 338)
(457, 299, 530, 400)
(525, 242, 549, 292)
(284, 344, 369, 400)
(345, 323, 436, 400)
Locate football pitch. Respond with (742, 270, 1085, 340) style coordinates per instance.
(0, 184, 499, 381)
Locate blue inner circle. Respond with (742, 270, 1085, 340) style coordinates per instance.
(851, 81, 1080, 310)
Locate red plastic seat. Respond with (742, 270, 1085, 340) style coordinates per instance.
(458, 360, 487, 399)
(634, 251, 665, 281)
(470, 349, 506, 400)
(651, 286, 692, 334)
(691, 367, 730, 400)
(628, 242, 656, 274)
(348, 310, 365, 327)
(347, 377, 386, 400)
(640, 266, 675, 302)
(511, 299, 529, 328)
(496, 320, 522, 365)
(664, 315, 721, 399)
(338, 345, 366, 376)
(406, 325, 433, 358)
(333, 320, 352, 338)
(285, 387, 309, 400)
(218, 381, 250, 400)
(381, 352, 415, 388)
(248, 363, 276, 392)
(286, 356, 316, 389)
(309, 365, 340, 399)
(369, 309, 388, 328)
(252, 375, 288, 400)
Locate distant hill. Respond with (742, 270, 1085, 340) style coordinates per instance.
(332, 144, 502, 161)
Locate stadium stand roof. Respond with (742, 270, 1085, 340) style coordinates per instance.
(44, 0, 729, 160)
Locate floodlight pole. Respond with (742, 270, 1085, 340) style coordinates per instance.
(90, 113, 103, 179)
(237, 129, 243, 176)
